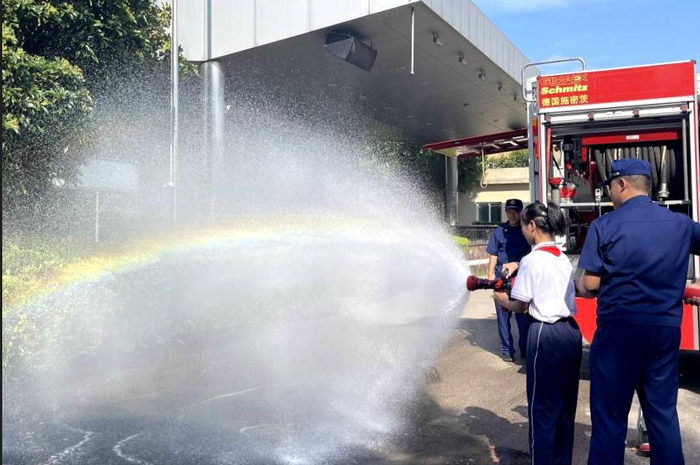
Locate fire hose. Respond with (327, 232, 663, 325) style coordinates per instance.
(593, 144, 682, 199)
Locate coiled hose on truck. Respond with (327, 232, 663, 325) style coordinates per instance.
(592, 144, 682, 199)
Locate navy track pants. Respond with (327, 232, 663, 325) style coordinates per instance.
(495, 303, 530, 357)
(588, 324, 684, 465)
(527, 317, 582, 465)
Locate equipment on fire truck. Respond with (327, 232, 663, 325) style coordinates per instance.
(521, 60, 699, 260)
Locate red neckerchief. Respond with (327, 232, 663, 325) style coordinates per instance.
(537, 246, 561, 257)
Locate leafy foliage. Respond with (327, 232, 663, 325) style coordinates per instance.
(489, 149, 529, 169)
(367, 141, 484, 195)
(2, 0, 173, 211)
(451, 235, 469, 257)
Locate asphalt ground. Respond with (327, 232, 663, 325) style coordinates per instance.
(422, 290, 700, 464)
(3, 290, 698, 464)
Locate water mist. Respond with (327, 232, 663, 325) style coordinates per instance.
(2, 84, 470, 465)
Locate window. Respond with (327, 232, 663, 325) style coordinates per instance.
(476, 202, 502, 224)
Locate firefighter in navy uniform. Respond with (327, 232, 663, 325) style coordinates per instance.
(486, 198, 532, 362)
(576, 159, 700, 465)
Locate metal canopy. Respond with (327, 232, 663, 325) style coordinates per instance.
(423, 128, 528, 158)
(202, 2, 530, 144)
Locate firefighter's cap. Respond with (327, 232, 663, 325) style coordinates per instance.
(599, 159, 652, 186)
(504, 199, 524, 211)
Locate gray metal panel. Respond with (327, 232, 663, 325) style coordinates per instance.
(213, 0, 255, 58)
(460, 0, 469, 36)
(420, 0, 533, 83)
(76, 160, 139, 192)
(311, 0, 368, 29)
(178, 0, 204, 60)
(256, 0, 308, 47)
(178, 0, 414, 61)
(370, 0, 417, 14)
(468, 2, 477, 44)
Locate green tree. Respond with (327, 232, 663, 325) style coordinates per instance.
(490, 149, 529, 168)
(2, 0, 172, 212)
(368, 141, 483, 195)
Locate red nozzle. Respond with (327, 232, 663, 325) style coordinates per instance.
(466, 275, 478, 291)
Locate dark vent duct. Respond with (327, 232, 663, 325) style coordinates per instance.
(324, 32, 377, 71)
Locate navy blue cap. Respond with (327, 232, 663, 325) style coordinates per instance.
(599, 158, 652, 186)
(504, 198, 524, 210)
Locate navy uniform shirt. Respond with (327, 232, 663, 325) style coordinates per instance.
(486, 221, 531, 278)
(579, 195, 700, 327)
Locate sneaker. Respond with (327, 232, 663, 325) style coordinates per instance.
(501, 354, 515, 363)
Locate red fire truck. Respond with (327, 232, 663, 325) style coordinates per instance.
(427, 59, 700, 454)
(524, 59, 700, 453)
(521, 59, 699, 353)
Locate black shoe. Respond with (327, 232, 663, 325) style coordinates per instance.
(501, 354, 515, 363)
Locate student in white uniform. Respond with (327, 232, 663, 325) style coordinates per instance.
(494, 202, 582, 465)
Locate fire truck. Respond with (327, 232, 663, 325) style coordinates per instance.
(526, 58, 700, 453)
(521, 59, 699, 355)
(427, 59, 699, 454)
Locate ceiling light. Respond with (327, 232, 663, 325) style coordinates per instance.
(478, 70, 486, 80)
(432, 33, 443, 47)
(498, 82, 504, 92)
(459, 52, 467, 66)
(513, 94, 518, 102)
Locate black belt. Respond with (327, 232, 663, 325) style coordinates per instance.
(528, 315, 575, 324)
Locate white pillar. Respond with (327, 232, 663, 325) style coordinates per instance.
(202, 60, 225, 217)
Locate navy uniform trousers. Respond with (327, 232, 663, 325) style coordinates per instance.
(496, 303, 530, 357)
(588, 325, 684, 465)
(527, 317, 582, 465)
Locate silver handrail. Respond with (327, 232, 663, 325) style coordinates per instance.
(521, 57, 586, 103)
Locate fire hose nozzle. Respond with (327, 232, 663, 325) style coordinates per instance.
(466, 272, 517, 295)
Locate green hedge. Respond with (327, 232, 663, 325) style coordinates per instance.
(2, 235, 85, 313)
(452, 235, 469, 258)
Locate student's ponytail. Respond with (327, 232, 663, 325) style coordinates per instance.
(546, 202, 566, 236)
(520, 202, 566, 236)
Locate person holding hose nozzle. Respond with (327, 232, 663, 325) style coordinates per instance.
(493, 202, 582, 465)
(576, 158, 700, 465)
(486, 198, 531, 362)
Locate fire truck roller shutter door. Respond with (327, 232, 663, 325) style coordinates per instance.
(623, 147, 630, 159)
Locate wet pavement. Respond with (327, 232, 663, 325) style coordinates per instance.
(429, 290, 700, 464)
(3, 291, 699, 464)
